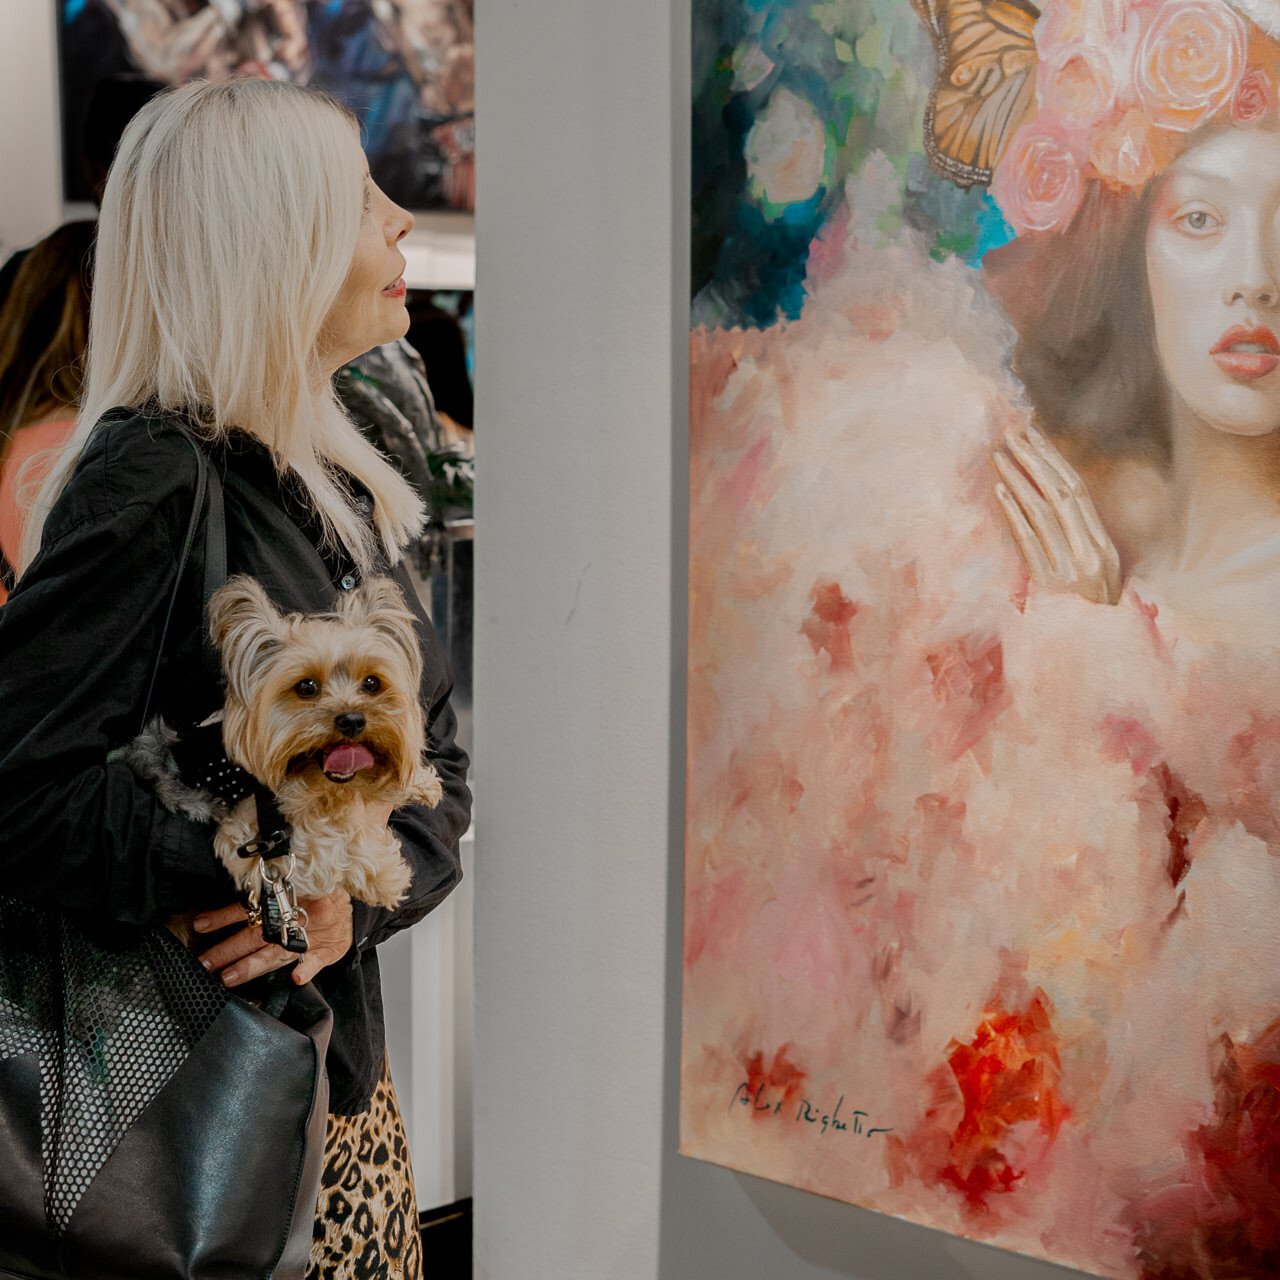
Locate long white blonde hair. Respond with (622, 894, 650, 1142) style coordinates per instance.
(19, 78, 426, 575)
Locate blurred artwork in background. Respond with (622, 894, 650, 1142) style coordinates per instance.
(682, 0, 1280, 1276)
(58, 0, 474, 211)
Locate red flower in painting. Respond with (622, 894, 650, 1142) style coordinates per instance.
(800, 580, 860, 670)
(925, 634, 1011, 759)
(1132, 1020, 1280, 1273)
(935, 993, 1069, 1210)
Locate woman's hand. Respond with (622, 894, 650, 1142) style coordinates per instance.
(993, 425, 1122, 605)
(193, 889, 354, 987)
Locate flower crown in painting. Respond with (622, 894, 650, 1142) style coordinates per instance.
(914, 0, 1280, 234)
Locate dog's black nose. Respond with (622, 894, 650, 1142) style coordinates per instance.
(335, 712, 366, 738)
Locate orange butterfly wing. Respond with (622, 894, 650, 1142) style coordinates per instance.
(913, 0, 1040, 188)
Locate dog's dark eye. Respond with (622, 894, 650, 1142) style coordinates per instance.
(361, 675, 382, 694)
(294, 678, 320, 699)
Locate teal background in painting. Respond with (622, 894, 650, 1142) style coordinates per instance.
(691, 0, 1015, 328)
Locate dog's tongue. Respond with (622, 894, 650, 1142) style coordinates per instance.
(323, 743, 375, 776)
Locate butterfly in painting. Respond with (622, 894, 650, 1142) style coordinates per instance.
(912, 0, 1040, 188)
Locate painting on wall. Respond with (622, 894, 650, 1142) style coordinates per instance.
(57, 0, 474, 211)
(681, 0, 1280, 1275)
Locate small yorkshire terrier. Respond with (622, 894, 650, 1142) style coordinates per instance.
(118, 575, 443, 909)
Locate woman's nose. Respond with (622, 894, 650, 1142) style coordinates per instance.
(393, 205, 414, 243)
(1225, 280, 1279, 308)
(1223, 222, 1280, 309)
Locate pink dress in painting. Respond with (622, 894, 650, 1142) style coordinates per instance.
(682, 129, 1280, 1278)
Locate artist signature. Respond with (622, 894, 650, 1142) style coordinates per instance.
(729, 1082, 893, 1138)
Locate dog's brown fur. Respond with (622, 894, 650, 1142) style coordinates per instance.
(205, 575, 442, 907)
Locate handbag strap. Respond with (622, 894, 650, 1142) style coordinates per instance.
(201, 438, 227, 684)
(136, 426, 227, 733)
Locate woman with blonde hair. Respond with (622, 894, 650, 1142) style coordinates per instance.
(0, 79, 470, 1279)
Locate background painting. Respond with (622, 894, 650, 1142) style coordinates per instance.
(682, 1, 1280, 1276)
(58, 0, 474, 211)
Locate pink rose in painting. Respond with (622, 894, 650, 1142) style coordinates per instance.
(1089, 107, 1171, 188)
(1035, 0, 1128, 57)
(991, 121, 1086, 234)
(1232, 66, 1273, 124)
(1039, 44, 1118, 128)
(1035, 0, 1139, 109)
(1134, 0, 1247, 132)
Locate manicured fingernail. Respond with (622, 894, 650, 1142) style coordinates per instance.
(222, 969, 239, 986)
(200, 958, 212, 971)
(193, 917, 210, 932)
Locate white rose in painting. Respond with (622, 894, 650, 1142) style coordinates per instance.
(745, 87, 826, 207)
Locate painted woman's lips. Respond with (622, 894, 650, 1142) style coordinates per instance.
(1211, 325, 1280, 380)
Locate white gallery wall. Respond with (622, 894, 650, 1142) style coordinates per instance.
(472, 1, 1090, 1277)
(0, 0, 61, 259)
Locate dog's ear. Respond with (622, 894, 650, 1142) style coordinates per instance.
(341, 577, 422, 678)
(207, 576, 287, 694)
(340, 577, 412, 629)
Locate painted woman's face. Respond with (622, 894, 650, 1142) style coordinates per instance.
(1146, 126, 1280, 438)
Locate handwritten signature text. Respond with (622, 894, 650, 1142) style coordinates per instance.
(729, 1082, 893, 1139)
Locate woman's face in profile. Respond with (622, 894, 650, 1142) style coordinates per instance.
(319, 167, 414, 372)
(1145, 124, 1280, 438)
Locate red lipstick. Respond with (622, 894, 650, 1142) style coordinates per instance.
(1211, 325, 1280, 380)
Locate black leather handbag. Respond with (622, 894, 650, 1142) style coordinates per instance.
(0, 426, 331, 1280)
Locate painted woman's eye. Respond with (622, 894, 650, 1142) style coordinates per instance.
(295, 678, 320, 699)
(1175, 207, 1220, 234)
(362, 675, 382, 693)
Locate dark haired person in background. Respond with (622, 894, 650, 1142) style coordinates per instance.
(0, 220, 95, 604)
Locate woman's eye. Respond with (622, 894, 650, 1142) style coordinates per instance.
(295, 678, 320, 699)
(1175, 207, 1220, 234)
(361, 675, 382, 694)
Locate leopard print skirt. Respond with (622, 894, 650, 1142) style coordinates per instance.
(307, 1061, 422, 1280)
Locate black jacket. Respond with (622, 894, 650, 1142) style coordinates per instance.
(0, 410, 470, 1113)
